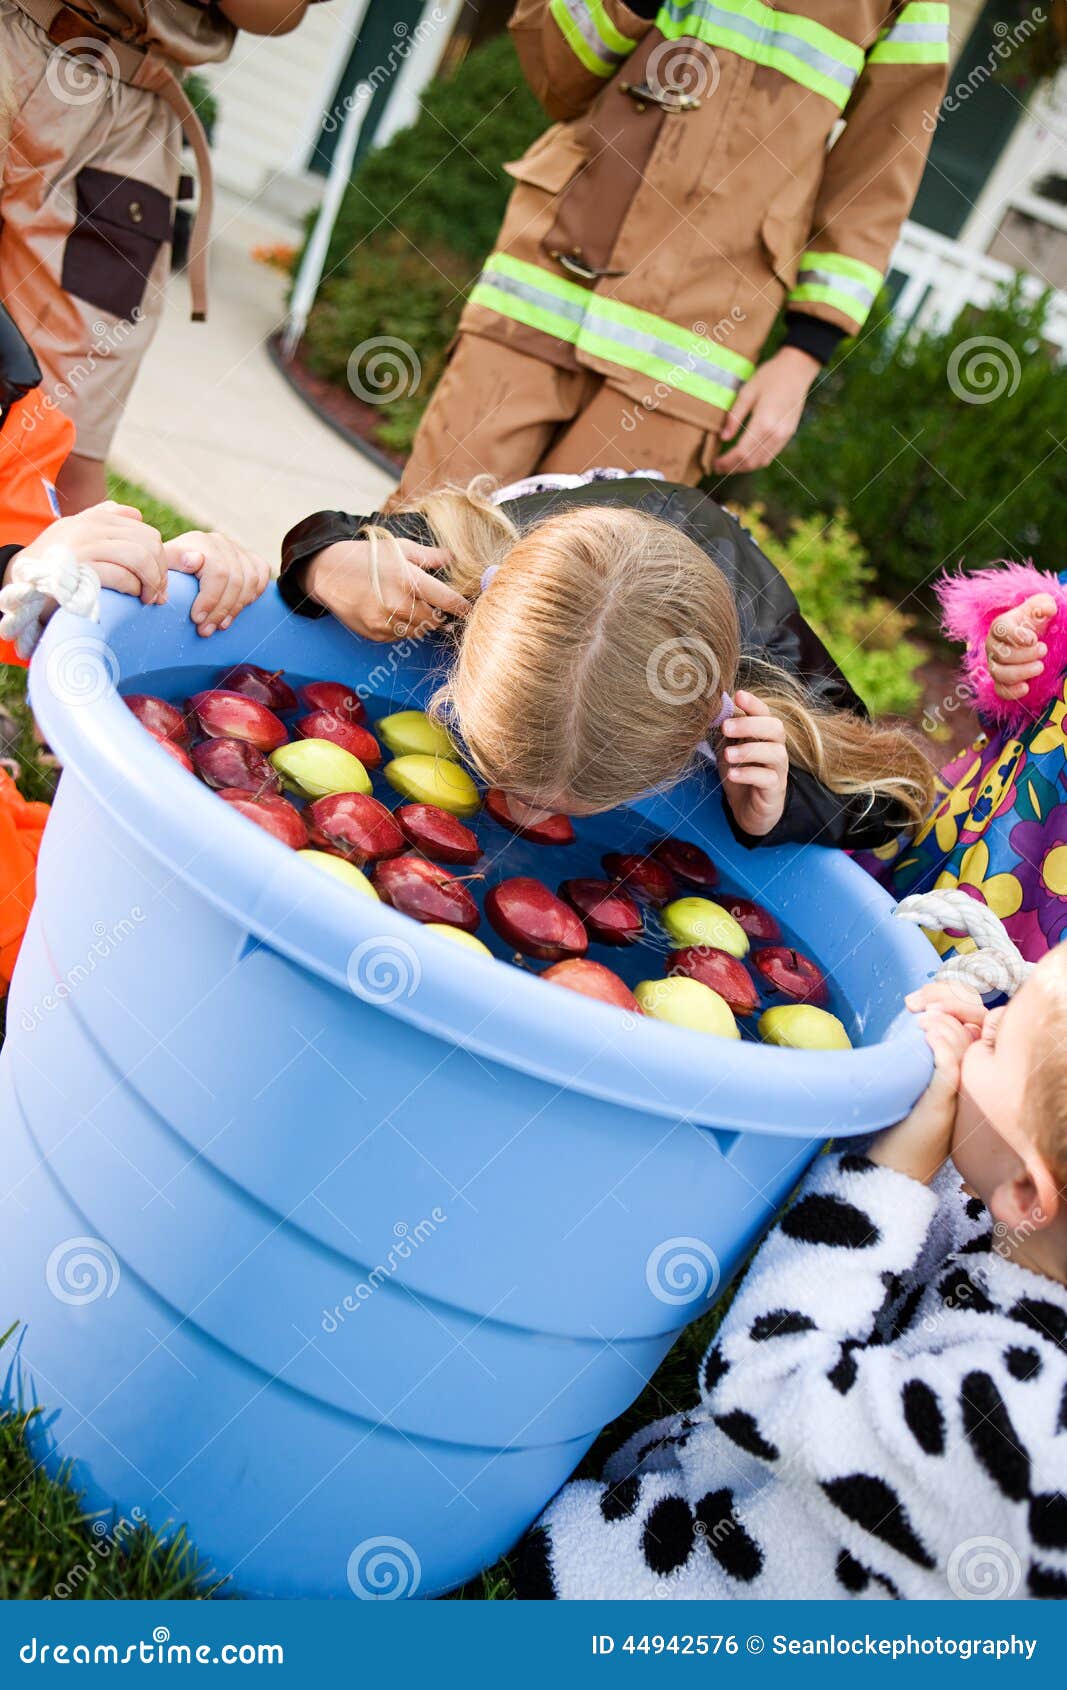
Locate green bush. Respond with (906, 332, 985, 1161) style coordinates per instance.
(748, 284, 1067, 606)
(733, 505, 926, 718)
(302, 36, 545, 452)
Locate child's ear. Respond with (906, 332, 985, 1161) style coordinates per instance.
(990, 1147, 1060, 1239)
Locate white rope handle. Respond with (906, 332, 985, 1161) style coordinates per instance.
(0, 545, 101, 659)
(894, 889, 1034, 999)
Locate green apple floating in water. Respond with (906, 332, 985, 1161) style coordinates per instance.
(634, 976, 739, 1039)
(377, 710, 455, 758)
(661, 897, 749, 959)
(296, 850, 378, 898)
(384, 754, 480, 816)
(758, 1004, 851, 1050)
(425, 924, 493, 956)
(271, 739, 372, 800)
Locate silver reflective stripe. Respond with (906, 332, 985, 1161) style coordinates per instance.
(479, 267, 587, 330)
(558, 0, 633, 69)
(887, 22, 949, 43)
(796, 265, 877, 309)
(660, 0, 858, 94)
(584, 310, 747, 392)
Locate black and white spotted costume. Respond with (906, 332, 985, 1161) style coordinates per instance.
(518, 1151, 1067, 1600)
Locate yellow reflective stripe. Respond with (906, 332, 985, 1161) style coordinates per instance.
(868, 1, 949, 65)
(549, 0, 637, 77)
(470, 253, 754, 412)
(656, 1, 864, 110)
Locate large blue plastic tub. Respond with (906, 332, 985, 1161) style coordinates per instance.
(1, 576, 936, 1598)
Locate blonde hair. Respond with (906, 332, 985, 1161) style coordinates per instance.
(1025, 946, 1067, 1181)
(365, 485, 936, 827)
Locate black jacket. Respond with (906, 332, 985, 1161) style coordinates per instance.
(279, 478, 906, 851)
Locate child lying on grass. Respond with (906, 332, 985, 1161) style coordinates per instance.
(517, 948, 1067, 1600)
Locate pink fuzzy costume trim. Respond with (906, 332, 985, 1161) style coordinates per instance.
(936, 561, 1067, 730)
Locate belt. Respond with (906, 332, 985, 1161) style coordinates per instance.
(12, 0, 213, 321)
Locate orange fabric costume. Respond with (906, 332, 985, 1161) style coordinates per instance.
(0, 765, 48, 991)
(0, 386, 74, 665)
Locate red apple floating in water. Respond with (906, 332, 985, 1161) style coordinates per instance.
(302, 680, 366, 724)
(485, 877, 587, 961)
(307, 792, 404, 864)
(752, 945, 828, 1005)
(187, 689, 287, 752)
(295, 710, 381, 768)
(192, 736, 280, 795)
(216, 663, 297, 712)
(396, 803, 480, 865)
(601, 852, 677, 907)
(719, 895, 781, 941)
(667, 946, 760, 1016)
(153, 736, 194, 772)
(124, 693, 189, 744)
(650, 836, 718, 888)
(484, 788, 575, 846)
(559, 878, 642, 946)
(216, 788, 308, 848)
(542, 958, 641, 1011)
(373, 854, 480, 932)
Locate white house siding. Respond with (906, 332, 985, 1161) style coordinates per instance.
(203, 0, 370, 200)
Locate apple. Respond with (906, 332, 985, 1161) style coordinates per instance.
(542, 958, 641, 1011)
(295, 710, 382, 768)
(719, 895, 781, 942)
(396, 803, 480, 865)
(661, 897, 749, 959)
(192, 736, 280, 795)
(752, 945, 828, 1005)
(302, 680, 366, 723)
(376, 709, 455, 758)
(484, 789, 575, 846)
(759, 1005, 851, 1050)
(217, 788, 308, 848)
(650, 836, 718, 888)
(384, 754, 480, 816)
(216, 663, 297, 712)
(154, 736, 194, 772)
(124, 693, 189, 744)
(634, 977, 739, 1039)
(601, 852, 676, 906)
(425, 924, 493, 956)
(297, 850, 378, 897)
(307, 792, 405, 864)
(373, 854, 480, 931)
(187, 689, 287, 752)
(667, 946, 759, 1016)
(559, 877, 642, 945)
(271, 739, 372, 799)
(485, 877, 588, 961)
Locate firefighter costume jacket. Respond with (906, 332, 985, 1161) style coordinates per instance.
(458, 1, 950, 434)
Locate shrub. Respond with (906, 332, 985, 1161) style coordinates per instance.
(748, 284, 1067, 606)
(732, 505, 926, 718)
(302, 36, 545, 452)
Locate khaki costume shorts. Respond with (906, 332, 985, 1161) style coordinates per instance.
(0, 0, 180, 460)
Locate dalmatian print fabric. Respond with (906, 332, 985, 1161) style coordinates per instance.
(518, 1153, 1067, 1600)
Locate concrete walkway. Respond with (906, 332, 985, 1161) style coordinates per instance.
(110, 190, 397, 563)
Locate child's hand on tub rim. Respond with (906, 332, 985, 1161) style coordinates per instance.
(719, 689, 789, 836)
(162, 531, 271, 637)
(868, 981, 987, 1186)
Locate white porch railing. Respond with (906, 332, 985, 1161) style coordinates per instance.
(888, 219, 1067, 353)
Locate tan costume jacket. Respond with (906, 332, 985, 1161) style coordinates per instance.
(459, 1, 949, 430)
